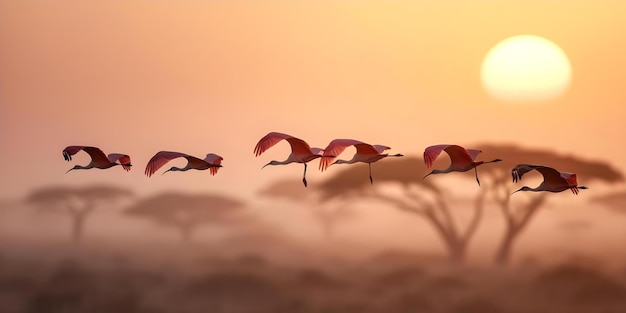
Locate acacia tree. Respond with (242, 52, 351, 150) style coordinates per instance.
(316, 157, 485, 264)
(24, 184, 133, 242)
(123, 191, 247, 243)
(258, 178, 357, 239)
(468, 143, 623, 265)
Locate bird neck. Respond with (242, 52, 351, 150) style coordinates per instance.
(273, 159, 294, 166)
(335, 159, 357, 165)
(433, 168, 452, 174)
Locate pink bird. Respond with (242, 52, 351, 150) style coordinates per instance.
(144, 151, 223, 177)
(511, 164, 589, 195)
(422, 144, 502, 186)
(254, 132, 333, 187)
(319, 139, 403, 184)
(63, 146, 132, 173)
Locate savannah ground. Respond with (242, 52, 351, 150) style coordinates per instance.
(1, 223, 626, 313)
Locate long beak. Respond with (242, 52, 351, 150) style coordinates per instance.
(162, 169, 171, 175)
(261, 163, 271, 170)
(65, 168, 73, 174)
(422, 173, 432, 180)
(511, 188, 522, 195)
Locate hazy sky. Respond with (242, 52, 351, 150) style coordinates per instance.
(1, 0, 625, 200)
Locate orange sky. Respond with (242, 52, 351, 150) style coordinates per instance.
(1, 0, 625, 200)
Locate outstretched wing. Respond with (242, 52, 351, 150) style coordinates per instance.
(204, 153, 223, 176)
(81, 146, 111, 165)
(253, 131, 316, 158)
(145, 151, 190, 177)
(512, 164, 565, 190)
(108, 153, 132, 171)
(62, 146, 85, 161)
(467, 149, 482, 161)
(423, 144, 473, 169)
(532, 166, 566, 187)
(373, 145, 391, 154)
(319, 139, 376, 171)
(560, 172, 580, 195)
(511, 164, 542, 183)
(310, 147, 324, 155)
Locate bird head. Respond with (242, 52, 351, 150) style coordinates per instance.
(162, 166, 178, 175)
(422, 169, 443, 179)
(262, 161, 279, 169)
(511, 186, 532, 194)
(65, 165, 81, 174)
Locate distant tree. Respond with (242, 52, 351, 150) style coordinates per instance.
(123, 192, 247, 242)
(24, 185, 133, 242)
(258, 178, 357, 239)
(470, 143, 623, 265)
(316, 157, 485, 264)
(591, 191, 626, 214)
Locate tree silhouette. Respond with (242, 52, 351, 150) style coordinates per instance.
(258, 178, 357, 239)
(592, 191, 626, 214)
(123, 191, 246, 242)
(24, 184, 133, 242)
(469, 143, 623, 265)
(316, 157, 485, 264)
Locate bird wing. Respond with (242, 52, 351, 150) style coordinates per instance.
(423, 144, 451, 168)
(81, 146, 111, 165)
(254, 132, 298, 156)
(423, 144, 473, 168)
(285, 137, 315, 155)
(319, 139, 372, 171)
(443, 145, 476, 168)
(62, 146, 86, 161)
(144, 151, 190, 177)
(467, 149, 482, 161)
(204, 153, 223, 176)
(560, 172, 580, 194)
(310, 148, 324, 155)
(108, 153, 132, 171)
(373, 145, 391, 154)
(533, 166, 567, 186)
(511, 164, 542, 183)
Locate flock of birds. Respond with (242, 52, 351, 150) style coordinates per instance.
(62, 131, 589, 195)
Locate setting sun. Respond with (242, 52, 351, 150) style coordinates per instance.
(481, 35, 572, 103)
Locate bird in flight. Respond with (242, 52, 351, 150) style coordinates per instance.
(511, 164, 588, 195)
(422, 144, 502, 186)
(254, 132, 333, 187)
(319, 139, 403, 184)
(145, 151, 223, 177)
(63, 146, 132, 173)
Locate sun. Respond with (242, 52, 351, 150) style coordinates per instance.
(481, 35, 572, 103)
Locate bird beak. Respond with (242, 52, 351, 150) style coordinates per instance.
(511, 188, 522, 195)
(162, 169, 171, 175)
(422, 173, 432, 180)
(261, 163, 270, 170)
(65, 168, 73, 174)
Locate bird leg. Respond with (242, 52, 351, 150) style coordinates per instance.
(302, 163, 308, 188)
(369, 163, 373, 185)
(474, 167, 480, 186)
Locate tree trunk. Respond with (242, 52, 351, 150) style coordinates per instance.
(494, 228, 516, 265)
(447, 241, 467, 264)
